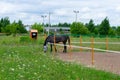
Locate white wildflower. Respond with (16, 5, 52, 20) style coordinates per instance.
(35, 60, 38, 63)
(34, 72, 37, 75)
(10, 68, 15, 71)
(23, 64, 26, 67)
(42, 65, 46, 68)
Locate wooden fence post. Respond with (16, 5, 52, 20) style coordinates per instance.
(91, 37, 94, 65)
(54, 33, 56, 55)
(106, 36, 108, 50)
(69, 36, 72, 59)
(80, 36, 82, 52)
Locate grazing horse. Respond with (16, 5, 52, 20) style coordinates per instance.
(43, 35, 70, 53)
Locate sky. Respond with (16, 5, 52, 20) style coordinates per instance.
(0, 0, 120, 26)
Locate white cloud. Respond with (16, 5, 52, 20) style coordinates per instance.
(54, 8, 70, 16)
(0, 0, 120, 26)
(0, 2, 15, 14)
(116, 6, 120, 12)
(81, 7, 91, 12)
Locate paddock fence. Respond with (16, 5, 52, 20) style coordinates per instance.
(44, 34, 120, 65)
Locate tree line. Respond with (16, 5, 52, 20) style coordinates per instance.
(0, 17, 120, 36)
(52, 17, 120, 36)
(70, 17, 120, 36)
(0, 17, 27, 36)
(0, 17, 43, 36)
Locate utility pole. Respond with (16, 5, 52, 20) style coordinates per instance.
(48, 12, 51, 35)
(41, 15, 47, 34)
(73, 10, 79, 22)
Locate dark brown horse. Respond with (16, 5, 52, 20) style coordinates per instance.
(43, 35, 70, 53)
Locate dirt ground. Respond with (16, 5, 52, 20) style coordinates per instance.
(57, 52, 120, 75)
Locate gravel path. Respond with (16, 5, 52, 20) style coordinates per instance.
(57, 52, 120, 75)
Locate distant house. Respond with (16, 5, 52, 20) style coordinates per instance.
(24, 25, 70, 33)
(44, 27, 70, 32)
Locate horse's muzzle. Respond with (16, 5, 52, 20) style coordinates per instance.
(43, 46, 47, 53)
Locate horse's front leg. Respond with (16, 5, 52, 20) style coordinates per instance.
(63, 43, 67, 53)
(50, 44, 53, 52)
(50, 44, 57, 52)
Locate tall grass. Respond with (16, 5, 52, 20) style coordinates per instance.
(0, 35, 120, 80)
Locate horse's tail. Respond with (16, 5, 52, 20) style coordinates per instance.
(67, 36, 70, 45)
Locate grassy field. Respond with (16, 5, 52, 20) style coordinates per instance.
(0, 35, 120, 80)
(70, 36, 120, 52)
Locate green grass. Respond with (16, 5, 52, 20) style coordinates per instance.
(70, 36, 120, 51)
(0, 35, 120, 80)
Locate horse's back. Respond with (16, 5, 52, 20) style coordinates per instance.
(46, 35, 69, 43)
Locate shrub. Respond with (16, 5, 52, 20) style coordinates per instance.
(20, 36, 31, 42)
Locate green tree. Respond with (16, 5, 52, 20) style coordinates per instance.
(94, 27, 99, 35)
(111, 26, 117, 31)
(31, 23, 43, 33)
(99, 17, 110, 35)
(5, 21, 19, 36)
(58, 22, 71, 27)
(4, 20, 27, 35)
(108, 27, 116, 36)
(70, 22, 89, 35)
(116, 26, 120, 36)
(93, 25, 99, 35)
(0, 21, 1, 32)
(17, 20, 27, 33)
(85, 19, 95, 33)
(0, 17, 10, 32)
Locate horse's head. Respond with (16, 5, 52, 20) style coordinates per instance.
(43, 45, 47, 53)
